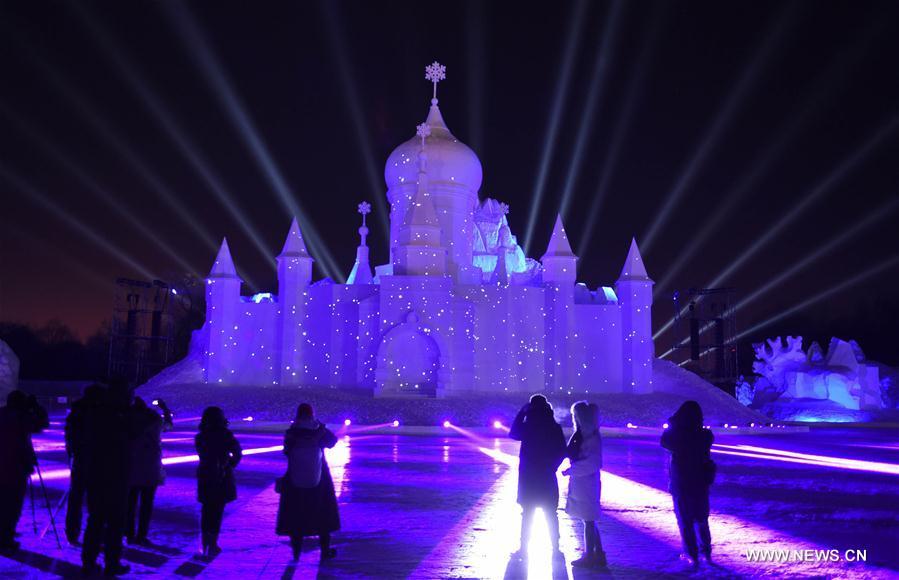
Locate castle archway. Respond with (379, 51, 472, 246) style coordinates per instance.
(375, 312, 442, 397)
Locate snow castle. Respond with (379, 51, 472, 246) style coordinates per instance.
(199, 63, 654, 397)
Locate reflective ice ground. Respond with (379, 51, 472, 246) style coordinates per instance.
(2, 423, 898, 578)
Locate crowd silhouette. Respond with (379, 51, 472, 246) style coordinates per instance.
(0, 385, 717, 576)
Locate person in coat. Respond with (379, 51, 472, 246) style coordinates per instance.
(661, 400, 715, 567)
(195, 406, 242, 559)
(126, 397, 163, 545)
(508, 394, 566, 556)
(64, 383, 105, 545)
(276, 403, 340, 561)
(562, 401, 606, 568)
(81, 380, 132, 576)
(0, 390, 49, 552)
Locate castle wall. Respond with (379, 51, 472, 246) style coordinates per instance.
(569, 304, 623, 393)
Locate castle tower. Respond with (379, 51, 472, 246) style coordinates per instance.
(541, 214, 578, 283)
(393, 123, 447, 276)
(205, 238, 242, 384)
(347, 202, 374, 284)
(277, 218, 313, 385)
(383, 62, 481, 283)
(615, 238, 654, 394)
(542, 215, 578, 390)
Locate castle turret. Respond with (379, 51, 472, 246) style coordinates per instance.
(542, 215, 577, 391)
(277, 218, 313, 385)
(347, 202, 374, 285)
(615, 238, 654, 394)
(541, 214, 578, 283)
(205, 238, 242, 384)
(393, 123, 447, 276)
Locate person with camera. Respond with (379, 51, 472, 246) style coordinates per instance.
(275, 403, 340, 562)
(0, 390, 49, 552)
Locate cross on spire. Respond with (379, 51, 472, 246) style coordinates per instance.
(424, 61, 446, 103)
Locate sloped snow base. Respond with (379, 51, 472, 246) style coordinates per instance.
(138, 357, 767, 428)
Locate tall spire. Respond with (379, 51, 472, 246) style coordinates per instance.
(279, 217, 311, 259)
(542, 214, 576, 259)
(404, 123, 440, 228)
(348, 202, 374, 284)
(618, 237, 651, 281)
(208, 237, 239, 278)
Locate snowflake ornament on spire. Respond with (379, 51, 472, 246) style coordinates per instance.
(424, 61, 446, 101)
(416, 122, 431, 148)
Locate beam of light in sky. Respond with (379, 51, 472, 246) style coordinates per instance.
(320, 2, 390, 246)
(651, 14, 895, 298)
(465, 0, 486, 155)
(578, 4, 664, 260)
(557, 0, 625, 223)
(163, 3, 343, 282)
(0, 163, 155, 280)
(706, 118, 897, 293)
(522, 0, 589, 255)
(657, 198, 899, 359)
(6, 223, 111, 290)
(640, 6, 798, 254)
(69, 3, 274, 283)
(714, 444, 899, 476)
(653, 117, 899, 342)
(28, 59, 222, 259)
(734, 199, 898, 313)
(0, 102, 201, 279)
(736, 254, 899, 340)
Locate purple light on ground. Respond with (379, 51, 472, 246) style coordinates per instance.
(715, 444, 899, 476)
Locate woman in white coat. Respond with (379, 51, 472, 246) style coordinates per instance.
(563, 401, 607, 568)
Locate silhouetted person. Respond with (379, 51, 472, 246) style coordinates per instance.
(64, 383, 105, 545)
(196, 406, 242, 559)
(276, 403, 340, 561)
(81, 380, 132, 576)
(661, 401, 715, 568)
(126, 397, 163, 545)
(156, 399, 174, 431)
(0, 390, 48, 551)
(563, 401, 606, 569)
(509, 394, 566, 557)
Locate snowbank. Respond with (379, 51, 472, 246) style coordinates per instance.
(138, 357, 767, 428)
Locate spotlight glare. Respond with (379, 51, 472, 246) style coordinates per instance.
(493, 420, 503, 429)
(392, 420, 400, 428)
(641, 6, 799, 254)
(443, 420, 451, 428)
(344, 419, 352, 426)
(522, 0, 589, 254)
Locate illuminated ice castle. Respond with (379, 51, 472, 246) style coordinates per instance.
(199, 63, 654, 397)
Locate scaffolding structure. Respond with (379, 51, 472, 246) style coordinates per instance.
(671, 287, 739, 391)
(108, 278, 176, 385)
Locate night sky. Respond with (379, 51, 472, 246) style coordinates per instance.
(1, 0, 897, 367)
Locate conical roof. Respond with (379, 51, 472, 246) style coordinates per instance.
(542, 214, 576, 259)
(278, 217, 311, 259)
(208, 238, 240, 279)
(617, 237, 652, 281)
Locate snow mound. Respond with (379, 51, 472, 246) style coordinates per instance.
(138, 357, 764, 428)
(653, 359, 769, 425)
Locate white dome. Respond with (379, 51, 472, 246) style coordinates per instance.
(384, 101, 483, 193)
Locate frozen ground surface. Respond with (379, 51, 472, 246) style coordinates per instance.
(1, 423, 897, 578)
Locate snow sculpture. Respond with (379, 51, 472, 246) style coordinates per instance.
(0, 339, 19, 399)
(193, 62, 654, 397)
(750, 336, 882, 410)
